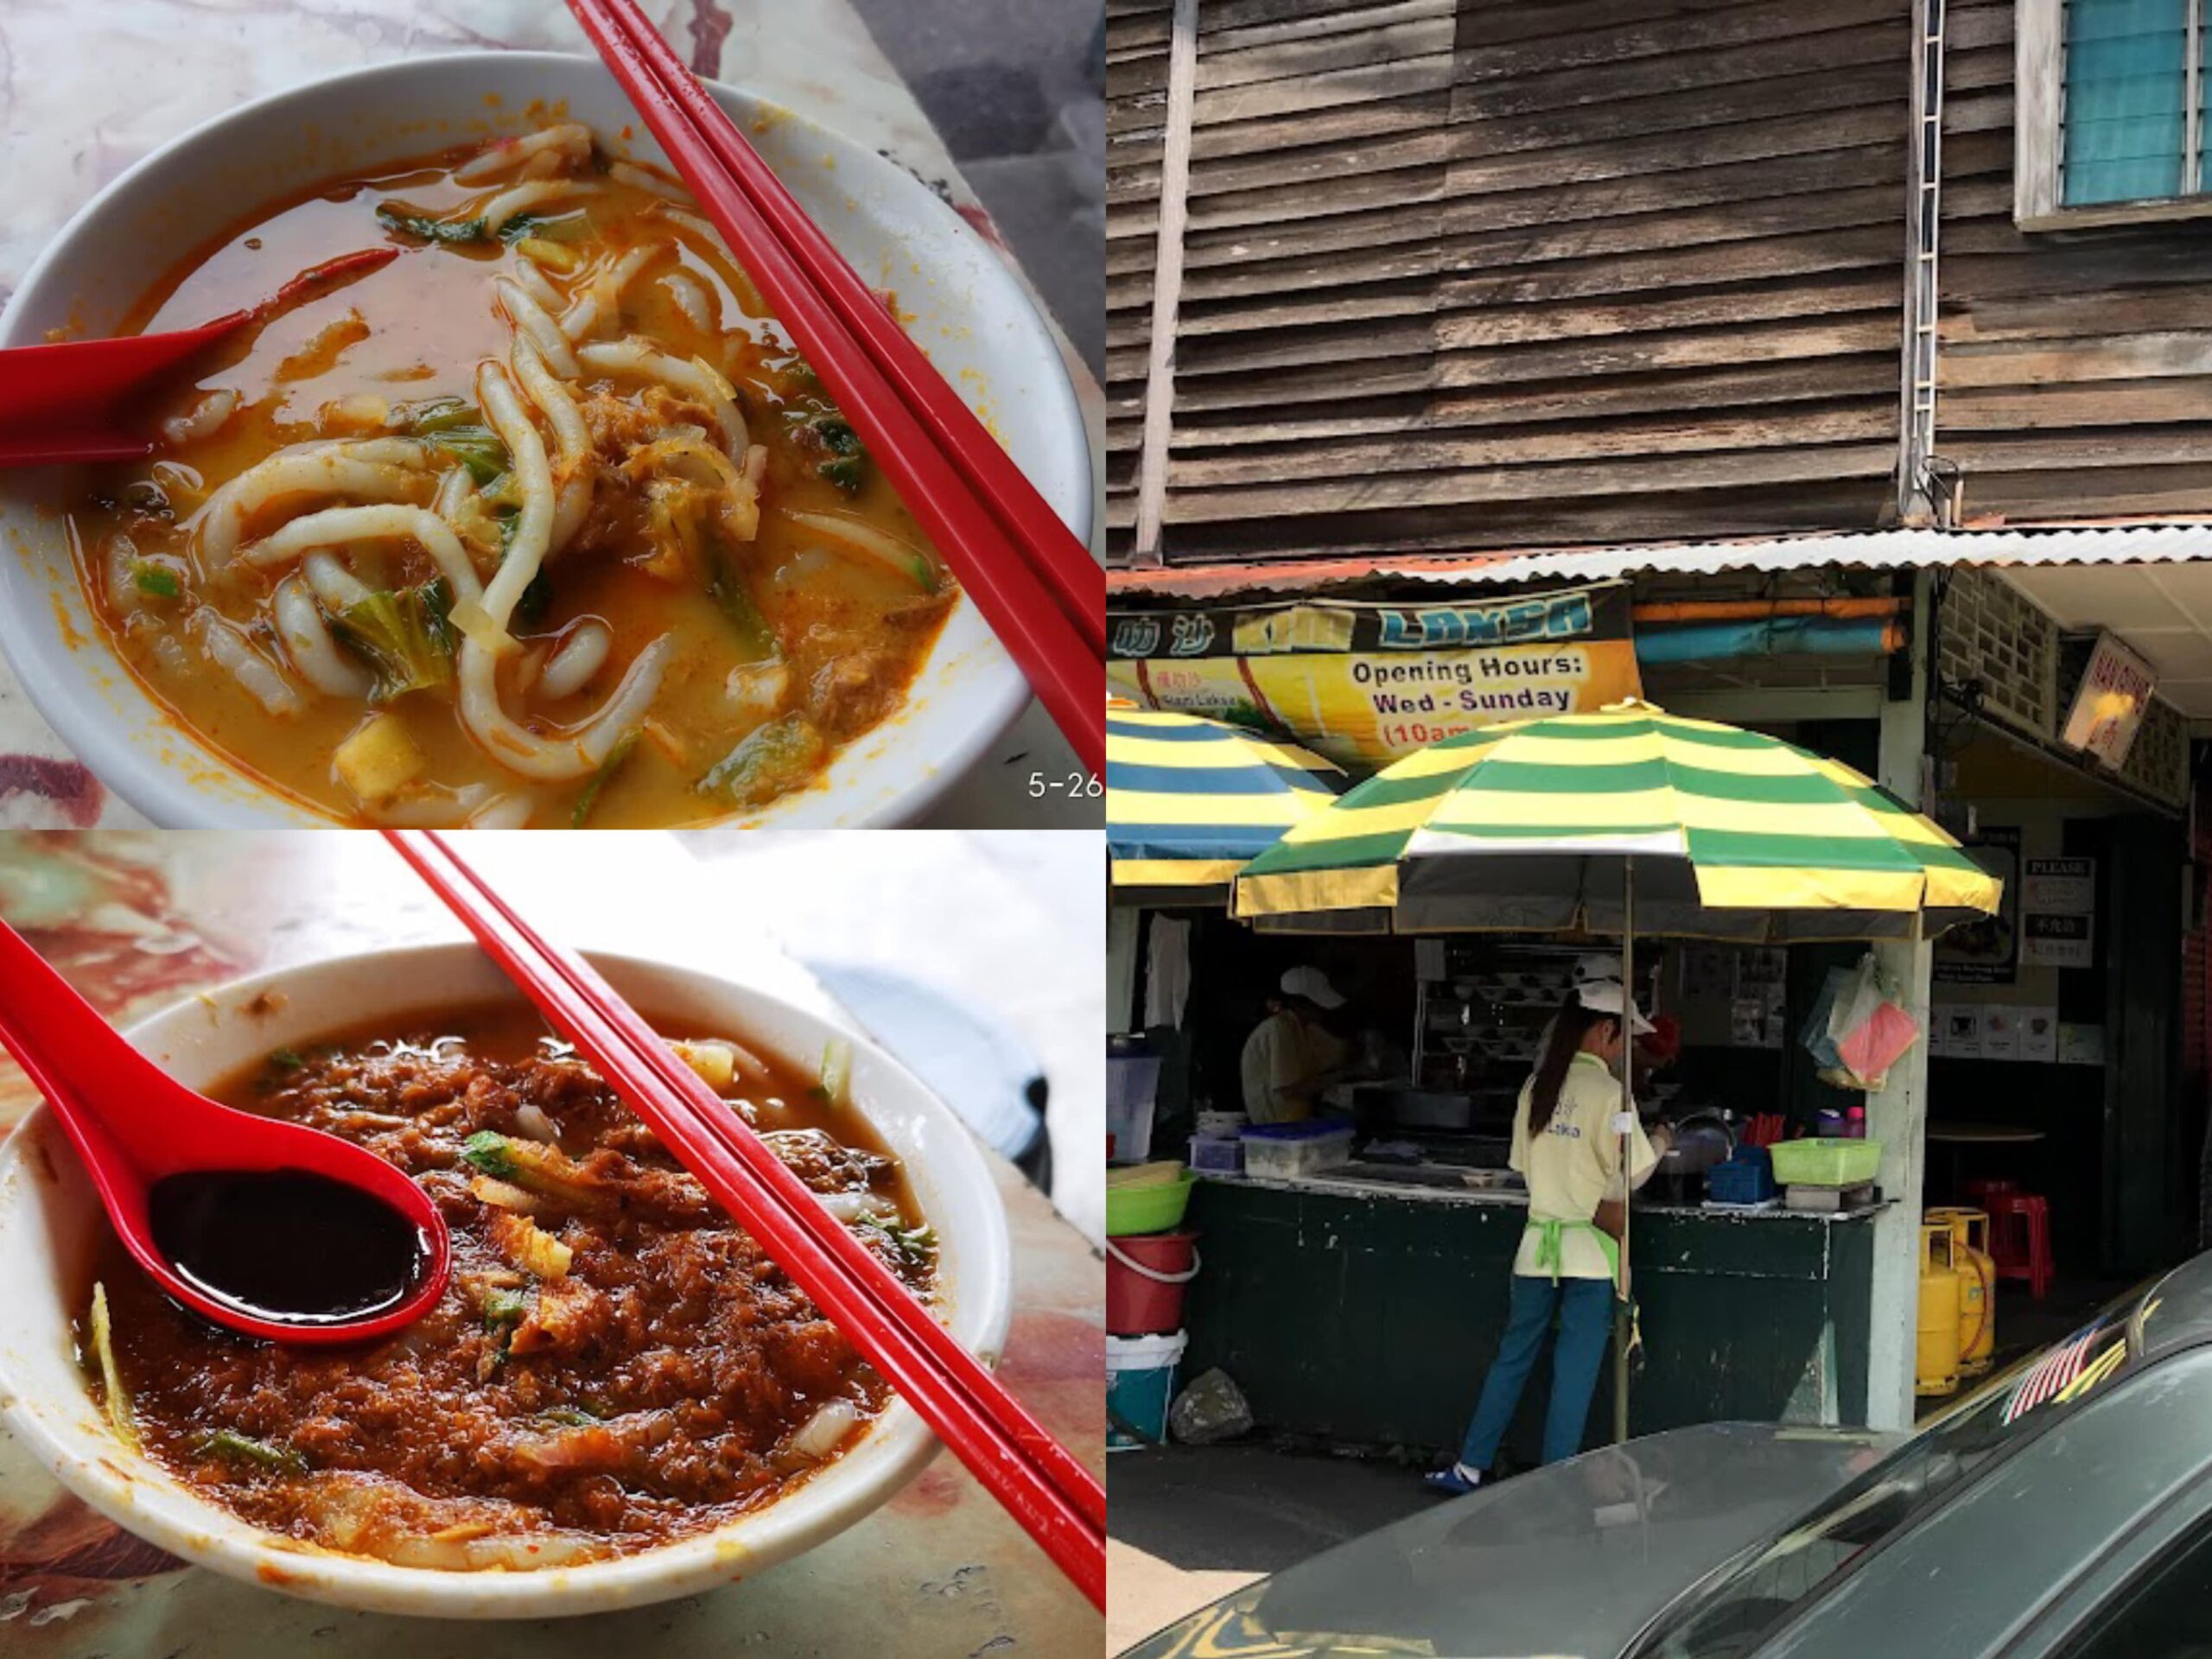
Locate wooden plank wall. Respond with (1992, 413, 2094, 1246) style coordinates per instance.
(1939, 0, 2212, 524)
(1105, 0, 1914, 566)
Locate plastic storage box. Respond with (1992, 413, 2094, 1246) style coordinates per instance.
(1241, 1121, 1356, 1180)
(1188, 1134, 1244, 1175)
(1707, 1146, 1777, 1206)
(1769, 1136, 1884, 1188)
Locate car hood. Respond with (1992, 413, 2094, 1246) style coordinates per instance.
(1119, 1422, 1898, 1659)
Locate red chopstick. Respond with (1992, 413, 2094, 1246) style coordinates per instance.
(382, 830, 1106, 1607)
(563, 0, 1104, 776)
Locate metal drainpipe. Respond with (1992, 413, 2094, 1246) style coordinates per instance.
(1897, 0, 1948, 525)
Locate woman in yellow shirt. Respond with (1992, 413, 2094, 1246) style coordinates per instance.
(1426, 979, 1669, 1495)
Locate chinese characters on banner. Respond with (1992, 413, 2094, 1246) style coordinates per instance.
(1104, 583, 1643, 769)
(2060, 632, 2157, 769)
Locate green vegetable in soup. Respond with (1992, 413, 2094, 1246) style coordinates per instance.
(857, 1212, 938, 1272)
(131, 562, 181, 601)
(331, 579, 456, 702)
(780, 390, 871, 497)
(817, 1037, 852, 1109)
(483, 1287, 529, 1328)
(86, 1281, 137, 1449)
(498, 210, 593, 246)
(699, 715, 827, 808)
(400, 400, 510, 486)
(705, 541, 777, 663)
(198, 1428, 308, 1476)
(570, 732, 638, 829)
(397, 396, 477, 435)
(375, 203, 491, 246)
(461, 1132, 611, 1213)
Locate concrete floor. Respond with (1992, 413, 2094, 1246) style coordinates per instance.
(1107, 1444, 1436, 1656)
(850, 0, 1103, 378)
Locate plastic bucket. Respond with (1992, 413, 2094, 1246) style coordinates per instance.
(1107, 1331, 1186, 1452)
(1107, 1232, 1200, 1336)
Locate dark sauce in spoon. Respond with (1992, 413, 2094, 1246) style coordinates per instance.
(148, 1168, 429, 1329)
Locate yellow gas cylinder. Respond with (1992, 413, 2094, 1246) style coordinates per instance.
(1928, 1207, 1997, 1375)
(1916, 1220, 1962, 1397)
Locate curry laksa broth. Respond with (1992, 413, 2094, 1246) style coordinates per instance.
(79, 1005, 937, 1567)
(68, 123, 955, 828)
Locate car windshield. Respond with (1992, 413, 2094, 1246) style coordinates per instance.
(1636, 1291, 2140, 1659)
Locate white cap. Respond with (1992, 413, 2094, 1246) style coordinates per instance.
(1281, 965, 1346, 1010)
(1572, 953, 1624, 985)
(1577, 978, 1655, 1035)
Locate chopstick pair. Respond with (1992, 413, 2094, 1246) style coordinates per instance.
(384, 831, 1107, 1609)
(561, 0, 1104, 778)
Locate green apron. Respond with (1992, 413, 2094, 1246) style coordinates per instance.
(1523, 1215, 1622, 1287)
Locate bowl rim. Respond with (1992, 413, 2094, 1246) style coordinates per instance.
(0, 941, 1014, 1618)
(0, 48, 1090, 829)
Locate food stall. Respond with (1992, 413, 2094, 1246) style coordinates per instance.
(1165, 917, 1886, 1462)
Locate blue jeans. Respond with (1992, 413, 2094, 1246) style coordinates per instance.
(1456, 1274, 1613, 1471)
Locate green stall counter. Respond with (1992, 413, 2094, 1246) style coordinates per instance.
(1176, 1175, 1879, 1461)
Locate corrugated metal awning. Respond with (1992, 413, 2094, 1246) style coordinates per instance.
(1105, 524, 2212, 602)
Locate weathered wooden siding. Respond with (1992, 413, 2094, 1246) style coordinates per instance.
(1938, 0, 2212, 524)
(1107, 0, 1913, 566)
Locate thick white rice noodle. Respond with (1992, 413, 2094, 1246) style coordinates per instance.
(188, 608, 302, 717)
(273, 575, 374, 699)
(195, 439, 430, 564)
(560, 245, 664, 343)
(539, 620, 611, 699)
(454, 123, 592, 184)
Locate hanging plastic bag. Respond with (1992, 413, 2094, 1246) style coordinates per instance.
(1797, 965, 1855, 1072)
(1818, 953, 1921, 1090)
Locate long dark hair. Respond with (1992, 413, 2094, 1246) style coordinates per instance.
(1528, 994, 1617, 1136)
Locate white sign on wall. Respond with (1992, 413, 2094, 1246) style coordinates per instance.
(2021, 855, 2096, 969)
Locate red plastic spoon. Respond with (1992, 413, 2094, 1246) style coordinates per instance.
(0, 246, 399, 467)
(0, 918, 449, 1344)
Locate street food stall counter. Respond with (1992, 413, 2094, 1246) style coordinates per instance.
(1179, 1168, 1884, 1463)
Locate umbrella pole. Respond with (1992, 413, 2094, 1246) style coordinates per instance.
(1613, 860, 1635, 1445)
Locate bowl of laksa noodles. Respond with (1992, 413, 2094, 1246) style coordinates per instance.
(0, 944, 1014, 1617)
(0, 54, 1090, 827)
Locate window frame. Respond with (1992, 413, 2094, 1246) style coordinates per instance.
(2016, 0, 2212, 230)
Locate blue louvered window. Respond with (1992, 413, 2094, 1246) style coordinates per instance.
(2063, 0, 2205, 204)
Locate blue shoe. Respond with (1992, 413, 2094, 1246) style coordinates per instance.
(1424, 1464, 1483, 1496)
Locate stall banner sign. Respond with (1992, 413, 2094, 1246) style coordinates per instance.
(2022, 855, 2096, 969)
(2061, 632, 2157, 770)
(1936, 827, 2021, 985)
(1105, 582, 1643, 770)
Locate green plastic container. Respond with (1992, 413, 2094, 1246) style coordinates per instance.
(1107, 1168, 1196, 1236)
(1769, 1136, 1884, 1188)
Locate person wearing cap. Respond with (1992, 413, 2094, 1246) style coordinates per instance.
(1425, 977, 1670, 1496)
(1239, 965, 1349, 1125)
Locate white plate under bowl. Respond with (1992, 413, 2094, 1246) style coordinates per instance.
(0, 944, 1013, 1618)
(0, 50, 1090, 827)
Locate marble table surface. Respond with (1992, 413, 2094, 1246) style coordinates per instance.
(0, 829, 1105, 1654)
(0, 0, 1105, 830)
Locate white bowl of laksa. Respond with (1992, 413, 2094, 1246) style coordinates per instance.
(0, 52, 1090, 827)
(0, 944, 1014, 1617)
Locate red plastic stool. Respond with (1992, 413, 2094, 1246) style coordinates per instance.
(1986, 1192, 2054, 1300)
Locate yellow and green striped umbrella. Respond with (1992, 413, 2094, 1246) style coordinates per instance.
(1109, 702, 1346, 905)
(1235, 702, 2000, 940)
